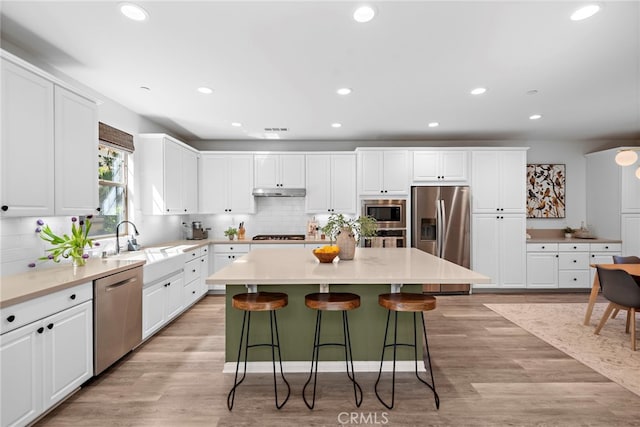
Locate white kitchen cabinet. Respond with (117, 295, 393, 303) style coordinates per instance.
(621, 163, 640, 213)
(254, 153, 305, 188)
(526, 243, 559, 289)
(358, 150, 409, 196)
(54, 86, 99, 216)
(471, 150, 526, 214)
(472, 214, 526, 289)
(211, 244, 250, 292)
(621, 215, 640, 257)
(199, 153, 255, 214)
(305, 153, 356, 214)
(183, 246, 209, 307)
(138, 134, 199, 215)
(142, 270, 184, 339)
(1, 58, 54, 218)
(1, 285, 92, 427)
(557, 243, 590, 288)
(412, 150, 468, 183)
(589, 243, 622, 285)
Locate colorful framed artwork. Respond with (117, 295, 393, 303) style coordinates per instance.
(526, 164, 566, 218)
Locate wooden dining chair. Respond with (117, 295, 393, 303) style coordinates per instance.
(594, 267, 640, 351)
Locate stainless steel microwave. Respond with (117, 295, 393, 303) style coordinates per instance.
(361, 199, 406, 229)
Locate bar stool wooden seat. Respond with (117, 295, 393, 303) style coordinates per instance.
(375, 292, 439, 410)
(302, 292, 363, 409)
(227, 292, 291, 410)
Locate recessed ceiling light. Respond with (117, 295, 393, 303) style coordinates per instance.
(197, 87, 213, 94)
(570, 4, 601, 21)
(331, 123, 342, 128)
(428, 122, 439, 128)
(526, 89, 539, 95)
(353, 5, 376, 23)
(139, 86, 150, 91)
(615, 150, 638, 166)
(119, 3, 149, 21)
(337, 87, 352, 96)
(470, 87, 487, 95)
(529, 114, 543, 120)
(231, 122, 242, 127)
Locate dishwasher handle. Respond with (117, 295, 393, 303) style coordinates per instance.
(104, 277, 138, 292)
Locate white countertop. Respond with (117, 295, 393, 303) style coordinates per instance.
(206, 247, 491, 285)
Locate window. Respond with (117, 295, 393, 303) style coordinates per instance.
(91, 144, 128, 236)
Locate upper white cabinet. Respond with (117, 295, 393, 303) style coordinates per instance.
(54, 86, 99, 216)
(1, 55, 98, 218)
(620, 162, 640, 213)
(199, 153, 254, 214)
(254, 154, 305, 188)
(471, 150, 526, 214)
(412, 150, 468, 183)
(138, 134, 199, 215)
(358, 150, 409, 196)
(305, 153, 357, 214)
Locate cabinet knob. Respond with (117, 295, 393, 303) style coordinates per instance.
(605, 246, 609, 249)
(592, 254, 595, 258)
(573, 260, 577, 263)
(556, 255, 559, 258)
(70, 294, 76, 300)
(1, 205, 7, 211)
(573, 246, 577, 249)
(96, 207, 101, 212)
(573, 278, 577, 281)
(228, 255, 231, 259)
(542, 246, 545, 249)
(6, 315, 15, 323)
(201, 259, 205, 262)
(192, 290, 196, 294)
(184, 209, 187, 212)
(166, 209, 169, 212)
(37, 327, 44, 334)
(47, 323, 54, 330)
(192, 269, 196, 273)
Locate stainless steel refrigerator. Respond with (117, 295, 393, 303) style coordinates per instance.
(411, 186, 471, 294)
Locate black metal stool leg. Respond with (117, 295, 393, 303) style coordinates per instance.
(303, 310, 323, 409)
(270, 310, 291, 409)
(342, 311, 363, 407)
(420, 312, 440, 409)
(375, 309, 395, 409)
(227, 310, 250, 410)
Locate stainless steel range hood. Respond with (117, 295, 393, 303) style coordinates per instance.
(252, 188, 306, 197)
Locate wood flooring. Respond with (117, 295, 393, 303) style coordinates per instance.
(35, 293, 640, 427)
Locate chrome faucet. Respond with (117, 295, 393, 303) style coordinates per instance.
(116, 221, 140, 254)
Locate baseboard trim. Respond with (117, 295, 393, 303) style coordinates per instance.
(222, 360, 426, 374)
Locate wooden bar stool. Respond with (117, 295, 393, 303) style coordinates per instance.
(374, 292, 439, 410)
(302, 292, 363, 409)
(227, 291, 291, 410)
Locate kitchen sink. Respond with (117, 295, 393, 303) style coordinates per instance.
(110, 247, 186, 284)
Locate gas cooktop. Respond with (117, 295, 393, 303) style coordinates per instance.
(252, 234, 306, 241)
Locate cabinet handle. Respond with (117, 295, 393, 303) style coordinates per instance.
(228, 255, 231, 259)
(496, 208, 500, 212)
(96, 207, 101, 212)
(573, 260, 577, 263)
(573, 246, 577, 249)
(192, 269, 196, 273)
(1, 205, 7, 211)
(542, 246, 545, 249)
(37, 327, 44, 334)
(166, 209, 169, 212)
(6, 315, 15, 322)
(47, 323, 54, 330)
(70, 294, 76, 300)
(192, 290, 196, 294)
(592, 254, 595, 258)
(555, 255, 559, 258)
(573, 278, 577, 281)
(184, 209, 187, 212)
(605, 246, 609, 249)
(201, 259, 205, 262)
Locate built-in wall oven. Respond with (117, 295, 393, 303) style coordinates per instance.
(361, 199, 407, 248)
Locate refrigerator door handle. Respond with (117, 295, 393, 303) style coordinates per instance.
(440, 199, 447, 258)
(436, 199, 443, 258)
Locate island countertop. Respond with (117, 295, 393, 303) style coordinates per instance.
(206, 247, 491, 285)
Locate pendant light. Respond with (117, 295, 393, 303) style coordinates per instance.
(615, 149, 638, 166)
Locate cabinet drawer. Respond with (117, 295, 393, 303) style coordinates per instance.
(185, 247, 202, 260)
(558, 243, 590, 252)
(558, 252, 590, 270)
(213, 244, 249, 253)
(589, 243, 621, 252)
(1, 282, 92, 335)
(527, 243, 558, 252)
(183, 280, 199, 307)
(184, 258, 201, 284)
(558, 271, 590, 288)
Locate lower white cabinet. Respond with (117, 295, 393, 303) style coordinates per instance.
(142, 271, 184, 340)
(183, 246, 209, 307)
(526, 243, 559, 288)
(472, 214, 526, 289)
(1, 298, 92, 427)
(621, 214, 640, 256)
(211, 244, 250, 292)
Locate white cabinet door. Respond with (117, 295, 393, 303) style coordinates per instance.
(359, 150, 408, 195)
(280, 154, 305, 188)
(499, 151, 526, 213)
(412, 152, 440, 181)
(54, 86, 98, 216)
(199, 155, 228, 214)
(0, 321, 41, 427)
(254, 154, 279, 188)
(359, 151, 384, 195)
(142, 282, 165, 339)
(228, 155, 255, 213)
(255, 154, 305, 188)
(472, 151, 525, 214)
(441, 151, 468, 182)
(621, 214, 640, 256)
(413, 151, 468, 182)
(526, 252, 559, 288)
(381, 151, 409, 194)
(472, 215, 500, 287)
(163, 139, 183, 214)
(305, 154, 331, 213)
(499, 215, 526, 287)
(331, 154, 357, 213)
(42, 301, 92, 408)
(621, 165, 640, 213)
(182, 149, 199, 214)
(165, 274, 184, 321)
(1, 58, 55, 217)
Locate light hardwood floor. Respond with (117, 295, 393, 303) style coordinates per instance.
(36, 293, 640, 427)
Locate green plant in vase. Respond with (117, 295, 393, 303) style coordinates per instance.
(31, 216, 98, 268)
(224, 227, 238, 240)
(321, 213, 377, 260)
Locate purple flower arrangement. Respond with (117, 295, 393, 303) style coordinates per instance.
(31, 216, 98, 267)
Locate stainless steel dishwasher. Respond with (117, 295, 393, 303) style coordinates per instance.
(94, 266, 143, 375)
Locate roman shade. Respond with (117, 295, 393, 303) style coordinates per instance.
(98, 122, 134, 153)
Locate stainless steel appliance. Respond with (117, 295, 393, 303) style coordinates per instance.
(362, 199, 406, 229)
(411, 186, 471, 294)
(94, 266, 143, 375)
(362, 229, 406, 248)
(252, 234, 306, 240)
(191, 221, 209, 240)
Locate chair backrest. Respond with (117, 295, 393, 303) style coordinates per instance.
(596, 266, 640, 308)
(612, 255, 640, 264)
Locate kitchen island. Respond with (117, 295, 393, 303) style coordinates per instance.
(207, 247, 490, 372)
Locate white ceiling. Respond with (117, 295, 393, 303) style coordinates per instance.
(1, 1, 639, 143)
